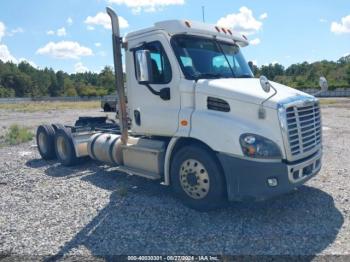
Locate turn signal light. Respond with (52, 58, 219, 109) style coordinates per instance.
(181, 120, 188, 126)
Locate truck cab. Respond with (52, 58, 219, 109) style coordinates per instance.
(124, 19, 323, 201)
(36, 8, 325, 210)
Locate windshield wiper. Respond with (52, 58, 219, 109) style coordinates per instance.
(193, 73, 222, 80)
(236, 74, 253, 78)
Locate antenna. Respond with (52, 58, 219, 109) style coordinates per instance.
(202, 6, 205, 23)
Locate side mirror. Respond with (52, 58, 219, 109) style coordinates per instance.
(135, 50, 152, 83)
(259, 75, 271, 93)
(319, 76, 328, 92)
(258, 75, 278, 119)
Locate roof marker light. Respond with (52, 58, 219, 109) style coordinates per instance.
(215, 26, 220, 32)
(227, 29, 232, 35)
(221, 28, 227, 34)
(185, 21, 191, 28)
(242, 35, 248, 40)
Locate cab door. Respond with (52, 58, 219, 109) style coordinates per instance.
(126, 33, 181, 136)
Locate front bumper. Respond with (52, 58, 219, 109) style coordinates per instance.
(217, 150, 322, 201)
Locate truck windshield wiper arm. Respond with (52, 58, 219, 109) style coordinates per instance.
(236, 74, 253, 78)
(193, 73, 223, 80)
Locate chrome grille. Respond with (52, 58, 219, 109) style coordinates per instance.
(286, 102, 321, 157)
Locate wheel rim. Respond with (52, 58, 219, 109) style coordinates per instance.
(56, 136, 68, 160)
(179, 159, 210, 199)
(38, 132, 47, 154)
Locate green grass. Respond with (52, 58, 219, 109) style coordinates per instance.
(0, 101, 100, 112)
(319, 99, 339, 105)
(4, 124, 34, 146)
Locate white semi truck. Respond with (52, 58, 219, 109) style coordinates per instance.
(36, 7, 328, 210)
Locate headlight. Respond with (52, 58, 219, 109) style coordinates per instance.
(239, 133, 282, 159)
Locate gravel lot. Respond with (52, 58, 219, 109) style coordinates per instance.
(0, 99, 349, 259)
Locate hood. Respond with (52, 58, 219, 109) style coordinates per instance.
(196, 78, 314, 109)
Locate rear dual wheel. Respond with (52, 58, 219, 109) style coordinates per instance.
(171, 145, 227, 211)
(37, 124, 79, 167)
(36, 124, 66, 160)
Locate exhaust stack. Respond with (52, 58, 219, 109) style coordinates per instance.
(106, 7, 128, 145)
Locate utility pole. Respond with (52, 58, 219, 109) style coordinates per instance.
(202, 6, 205, 23)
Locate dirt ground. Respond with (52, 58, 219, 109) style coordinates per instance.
(0, 99, 349, 259)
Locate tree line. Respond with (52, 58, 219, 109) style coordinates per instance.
(0, 60, 116, 98)
(251, 55, 350, 90)
(0, 55, 350, 98)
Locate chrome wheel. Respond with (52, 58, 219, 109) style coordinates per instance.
(38, 132, 47, 154)
(56, 136, 68, 160)
(179, 159, 210, 199)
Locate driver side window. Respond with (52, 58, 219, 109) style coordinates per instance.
(136, 41, 172, 84)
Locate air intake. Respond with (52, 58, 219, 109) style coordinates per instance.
(207, 97, 230, 112)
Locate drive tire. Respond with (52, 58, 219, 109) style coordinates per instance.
(36, 125, 56, 160)
(170, 145, 227, 211)
(54, 128, 78, 166)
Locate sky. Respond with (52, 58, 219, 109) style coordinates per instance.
(0, 0, 349, 73)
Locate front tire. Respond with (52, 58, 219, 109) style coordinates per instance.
(170, 145, 226, 210)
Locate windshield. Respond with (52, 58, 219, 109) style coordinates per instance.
(171, 35, 253, 80)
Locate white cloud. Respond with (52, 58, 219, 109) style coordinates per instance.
(217, 7, 262, 35)
(251, 60, 258, 66)
(8, 27, 24, 36)
(95, 42, 101, 47)
(87, 26, 95, 31)
(108, 0, 185, 13)
(331, 15, 350, 34)
(74, 62, 89, 73)
(249, 38, 261, 45)
(57, 27, 67, 37)
(319, 18, 327, 23)
(47, 30, 55, 35)
(259, 13, 268, 20)
(0, 44, 17, 63)
(85, 12, 129, 30)
(67, 17, 73, 26)
(36, 41, 93, 59)
(0, 21, 5, 41)
(46, 27, 67, 36)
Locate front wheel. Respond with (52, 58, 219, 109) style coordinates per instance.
(170, 145, 227, 210)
